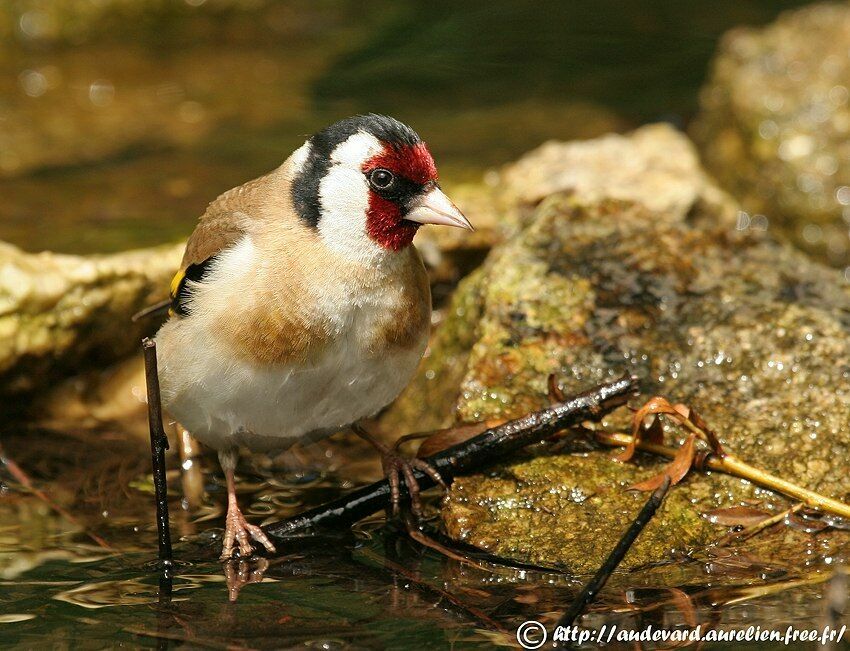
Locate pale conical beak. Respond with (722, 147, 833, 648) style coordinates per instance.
(404, 187, 474, 231)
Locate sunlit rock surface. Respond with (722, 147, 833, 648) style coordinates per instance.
(444, 454, 773, 573)
(499, 123, 730, 221)
(0, 241, 181, 399)
(406, 124, 850, 567)
(691, 3, 850, 267)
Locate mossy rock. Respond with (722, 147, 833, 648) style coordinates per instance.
(391, 125, 850, 567)
(443, 452, 777, 573)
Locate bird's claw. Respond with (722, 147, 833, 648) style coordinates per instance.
(352, 423, 446, 521)
(381, 451, 446, 520)
(220, 507, 276, 561)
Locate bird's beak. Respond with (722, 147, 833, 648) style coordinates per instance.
(405, 187, 474, 231)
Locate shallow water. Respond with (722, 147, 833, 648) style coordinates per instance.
(4, 1, 846, 648)
(2, 425, 848, 649)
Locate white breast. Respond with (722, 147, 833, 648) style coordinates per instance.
(155, 238, 428, 452)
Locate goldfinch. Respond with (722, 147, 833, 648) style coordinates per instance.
(154, 115, 472, 560)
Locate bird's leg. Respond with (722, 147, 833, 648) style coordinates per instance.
(351, 423, 446, 520)
(218, 449, 276, 561)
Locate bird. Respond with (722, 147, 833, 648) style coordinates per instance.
(153, 114, 473, 560)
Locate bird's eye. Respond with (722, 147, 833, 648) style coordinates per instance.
(369, 168, 395, 190)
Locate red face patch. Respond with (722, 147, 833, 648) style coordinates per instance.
(362, 142, 438, 251)
(364, 194, 420, 251)
(364, 142, 437, 185)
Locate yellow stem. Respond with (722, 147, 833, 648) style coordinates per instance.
(594, 431, 850, 520)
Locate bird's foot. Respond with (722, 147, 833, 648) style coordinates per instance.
(381, 450, 447, 520)
(352, 423, 447, 520)
(223, 557, 269, 602)
(220, 504, 276, 561)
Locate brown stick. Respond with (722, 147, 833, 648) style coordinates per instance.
(0, 442, 112, 550)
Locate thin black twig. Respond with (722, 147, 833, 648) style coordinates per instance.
(555, 476, 671, 639)
(142, 337, 173, 566)
(264, 375, 638, 543)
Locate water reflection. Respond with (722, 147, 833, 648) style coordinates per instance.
(3, 418, 849, 648)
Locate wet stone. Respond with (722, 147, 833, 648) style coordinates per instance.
(401, 124, 850, 568)
(443, 452, 773, 573)
(691, 3, 850, 267)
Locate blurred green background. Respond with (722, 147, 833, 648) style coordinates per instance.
(0, 0, 807, 253)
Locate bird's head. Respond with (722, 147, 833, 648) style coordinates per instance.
(290, 114, 471, 261)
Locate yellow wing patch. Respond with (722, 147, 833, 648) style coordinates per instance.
(170, 268, 186, 299)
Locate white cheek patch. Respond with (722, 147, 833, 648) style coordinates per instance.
(315, 130, 393, 264)
(331, 131, 382, 167)
(289, 141, 311, 174)
(317, 165, 378, 262)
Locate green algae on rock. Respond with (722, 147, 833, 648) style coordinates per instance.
(691, 3, 850, 267)
(426, 124, 850, 568)
(443, 452, 777, 573)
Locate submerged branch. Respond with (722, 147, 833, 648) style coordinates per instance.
(264, 375, 638, 542)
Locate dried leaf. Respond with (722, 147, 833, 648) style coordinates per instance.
(672, 403, 690, 419)
(787, 511, 829, 533)
(688, 408, 726, 457)
(547, 373, 566, 403)
(629, 433, 697, 491)
(714, 503, 804, 546)
(704, 506, 772, 527)
(416, 422, 493, 458)
(644, 416, 665, 445)
(618, 396, 681, 462)
(631, 396, 681, 436)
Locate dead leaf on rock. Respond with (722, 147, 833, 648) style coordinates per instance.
(416, 421, 497, 459)
(703, 506, 773, 527)
(618, 396, 680, 462)
(629, 433, 697, 491)
(688, 407, 726, 457)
